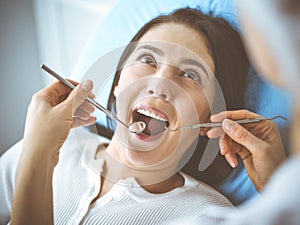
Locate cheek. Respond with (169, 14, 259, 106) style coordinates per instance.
(181, 82, 212, 123)
(117, 64, 153, 93)
(194, 91, 210, 121)
(175, 86, 211, 125)
(117, 70, 136, 94)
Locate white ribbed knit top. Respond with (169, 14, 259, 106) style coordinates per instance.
(0, 128, 233, 225)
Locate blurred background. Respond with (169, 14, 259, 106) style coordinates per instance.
(0, 0, 118, 155)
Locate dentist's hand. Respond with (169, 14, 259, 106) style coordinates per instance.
(207, 110, 287, 191)
(11, 80, 96, 225)
(23, 80, 96, 164)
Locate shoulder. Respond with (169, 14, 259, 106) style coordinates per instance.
(146, 173, 235, 223)
(53, 127, 108, 174)
(0, 140, 23, 189)
(59, 127, 109, 159)
(0, 140, 23, 225)
(0, 139, 23, 174)
(180, 172, 233, 207)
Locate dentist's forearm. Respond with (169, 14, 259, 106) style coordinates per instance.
(9, 79, 95, 225)
(11, 147, 57, 225)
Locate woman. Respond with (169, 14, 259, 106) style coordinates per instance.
(106, 6, 251, 189)
(1, 8, 284, 225)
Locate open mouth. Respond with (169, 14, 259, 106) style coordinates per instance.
(132, 107, 170, 136)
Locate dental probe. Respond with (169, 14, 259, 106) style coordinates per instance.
(40, 64, 146, 134)
(165, 116, 287, 132)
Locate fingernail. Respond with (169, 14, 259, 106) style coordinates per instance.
(228, 158, 236, 168)
(223, 119, 235, 132)
(206, 129, 213, 138)
(220, 144, 225, 155)
(81, 80, 93, 91)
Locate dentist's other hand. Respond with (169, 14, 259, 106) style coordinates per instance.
(207, 110, 286, 191)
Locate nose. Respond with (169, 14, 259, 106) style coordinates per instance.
(156, 63, 179, 80)
(146, 64, 180, 100)
(147, 89, 168, 99)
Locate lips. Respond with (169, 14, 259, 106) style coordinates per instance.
(132, 106, 170, 136)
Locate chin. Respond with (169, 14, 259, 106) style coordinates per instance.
(125, 149, 161, 166)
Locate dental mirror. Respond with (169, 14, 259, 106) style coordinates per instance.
(128, 121, 147, 134)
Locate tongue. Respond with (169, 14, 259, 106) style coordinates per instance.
(138, 114, 167, 135)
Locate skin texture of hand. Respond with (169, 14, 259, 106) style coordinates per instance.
(207, 110, 287, 192)
(24, 80, 96, 156)
(11, 80, 96, 225)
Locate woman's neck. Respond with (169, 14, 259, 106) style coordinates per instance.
(96, 136, 184, 191)
(95, 139, 185, 198)
(142, 172, 184, 194)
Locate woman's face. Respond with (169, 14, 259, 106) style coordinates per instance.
(112, 23, 215, 166)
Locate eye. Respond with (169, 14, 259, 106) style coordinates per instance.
(182, 70, 204, 86)
(183, 70, 203, 84)
(138, 54, 156, 66)
(183, 70, 197, 79)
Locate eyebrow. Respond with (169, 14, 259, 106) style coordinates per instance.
(136, 44, 209, 79)
(136, 45, 165, 56)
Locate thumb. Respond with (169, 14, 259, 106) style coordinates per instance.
(65, 80, 93, 112)
(222, 119, 263, 154)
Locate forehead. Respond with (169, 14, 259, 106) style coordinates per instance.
(138, 23, 215, 72)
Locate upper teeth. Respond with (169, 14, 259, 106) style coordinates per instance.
(137, 109, 167, 122)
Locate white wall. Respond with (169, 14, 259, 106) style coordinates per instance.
(0, 0, 118, 156)
(33, 0, 118, 85)
(0, 0, 43, 155)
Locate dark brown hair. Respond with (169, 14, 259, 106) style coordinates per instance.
(279, 0, 300, 16)
(104, 8, 250, 189)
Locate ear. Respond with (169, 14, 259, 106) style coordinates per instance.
(113, 85, 118, 97)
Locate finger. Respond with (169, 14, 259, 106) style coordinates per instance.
(199, 127, 210, 136)
(66, 79, 79, 85)
(220, 133, 239, 156)
(211, 110, 262, 122)
(240, 150, 252, 161)
(78, 101, 95, 114)
(89, 92, 96, 99)
(207, 127, 224, 139)
(74, 108, 92, 120)
(219, 133, 237, 167)
(213, 110, 268, 131)
(232, 142, 252, 161)
(36, 81, 72, 106)
(227, 137, 243, 155)
(224, 151, 238, 168)
(72, 116, 97, 128)
(64, 80, 94, 111)
(219, 133, 229, 155)
(66, 79, 95, 99)
(221, 133, 249, 161)
(222, 119, 264, 154)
